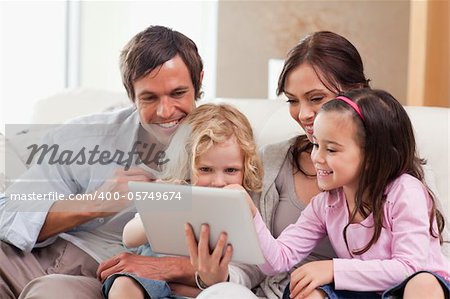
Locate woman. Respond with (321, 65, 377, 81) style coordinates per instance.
(187, 31, 370, 298)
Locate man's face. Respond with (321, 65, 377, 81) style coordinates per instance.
(133, 55, 198, 145)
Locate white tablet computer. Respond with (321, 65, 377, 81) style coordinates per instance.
(129, 181, 265, 265)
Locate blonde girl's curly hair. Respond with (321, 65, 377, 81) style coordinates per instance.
(162, 103, 263, 192)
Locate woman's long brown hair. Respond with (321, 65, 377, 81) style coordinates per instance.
(278, 31, 370, 174)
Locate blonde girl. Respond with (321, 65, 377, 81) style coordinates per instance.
(103, 103, 263, 299)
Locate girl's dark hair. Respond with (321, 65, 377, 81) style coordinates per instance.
(321, 88, 445, 255)
(279, 31, 370, 176)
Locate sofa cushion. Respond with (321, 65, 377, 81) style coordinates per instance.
(0, 133, 28, 192)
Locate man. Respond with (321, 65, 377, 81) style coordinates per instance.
(0, 25, 204, 298)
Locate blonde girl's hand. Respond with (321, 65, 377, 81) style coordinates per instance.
(289, 260, 334, 298)
(184, 223, 232, 288)
(223, 184, 257, 217)
(122, 213, 147, 248)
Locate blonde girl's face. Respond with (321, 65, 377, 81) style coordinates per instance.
(193, 137, 244, 188)
(284, 63, 338, 142)
(311, 111, 363, 199)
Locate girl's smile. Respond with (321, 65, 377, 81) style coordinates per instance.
(311, 111, 363, 200)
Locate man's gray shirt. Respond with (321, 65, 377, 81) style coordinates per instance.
(0, 107, 153, 262)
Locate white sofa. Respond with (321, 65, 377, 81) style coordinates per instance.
(1, 88, 449, 258)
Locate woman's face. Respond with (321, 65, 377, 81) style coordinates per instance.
(284, 63, 338, 142)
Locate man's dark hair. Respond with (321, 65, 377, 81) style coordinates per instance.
(120, 25, 203, 101)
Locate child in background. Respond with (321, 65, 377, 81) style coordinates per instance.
(102, 103, 263, 299)
(248, 89, 449, 299)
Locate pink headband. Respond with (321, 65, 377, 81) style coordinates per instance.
(336, 96, 365, 122)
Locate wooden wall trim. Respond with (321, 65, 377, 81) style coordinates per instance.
(407, 0, 449, 107)
(407, 0, 428, 106)
(423, 0, 449, 107)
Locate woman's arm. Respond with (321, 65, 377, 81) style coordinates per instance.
(228, 263, 266, 289)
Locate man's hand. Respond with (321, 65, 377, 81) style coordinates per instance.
(96, 252, 195, 284)
(289, 260, 334, 298)
(185, 223, 232, 287)
(38, 167, 155, 242)
(91, 167, 155, 214)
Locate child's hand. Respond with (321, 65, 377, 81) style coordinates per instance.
(184, 223, 232, 287)
(223, 184, 257, 217)
(122, 213, 148, 248)
(289, 260, 334, 298)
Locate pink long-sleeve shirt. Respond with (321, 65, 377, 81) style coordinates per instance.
(254, 174, 450, 292)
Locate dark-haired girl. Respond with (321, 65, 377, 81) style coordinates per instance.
(249, 89, 449, 299)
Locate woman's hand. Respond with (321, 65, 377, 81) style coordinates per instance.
(184, 223, 232, 287)
(289, 260, 334, 298)
(223, 184, 257, 217)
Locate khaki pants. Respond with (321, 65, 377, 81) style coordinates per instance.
(0, 238, 102, 299)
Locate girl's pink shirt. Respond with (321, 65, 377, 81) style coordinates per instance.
(254, 174, 450, 292)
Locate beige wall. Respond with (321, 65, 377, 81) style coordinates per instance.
(216, 0, 410, 104)
(78, 1, 219, 99)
